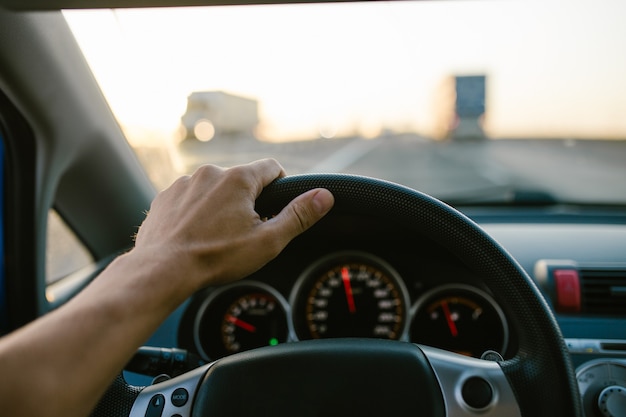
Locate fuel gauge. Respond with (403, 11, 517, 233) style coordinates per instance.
(410, 284, 508, 358)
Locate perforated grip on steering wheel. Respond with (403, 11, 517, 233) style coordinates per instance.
(90, 374, 142, 417)
(255, 173, 583, 417)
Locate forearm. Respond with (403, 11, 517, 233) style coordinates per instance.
(0, 250, 190, 417)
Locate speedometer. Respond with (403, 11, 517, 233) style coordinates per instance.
(290, 251, 410, 340)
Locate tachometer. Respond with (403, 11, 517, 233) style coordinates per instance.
(291, 251, 410, 340)
(220, 292, 286, 354)
(409, 284, 508, 358)
(194, 282, 291, 360)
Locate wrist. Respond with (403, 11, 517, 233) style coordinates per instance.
(84, 248, 199, 322)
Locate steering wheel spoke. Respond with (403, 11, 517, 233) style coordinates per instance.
(127, 341, 521, 417)
(128, 365, 207, 417)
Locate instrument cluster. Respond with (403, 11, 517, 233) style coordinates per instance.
(187, 250, 510, 361)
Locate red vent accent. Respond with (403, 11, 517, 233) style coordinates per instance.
(553, 269, 581, 313)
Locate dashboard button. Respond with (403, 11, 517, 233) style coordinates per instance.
(554, 269, 581, 313)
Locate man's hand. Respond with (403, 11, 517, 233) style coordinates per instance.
(134, 158, 334, 291)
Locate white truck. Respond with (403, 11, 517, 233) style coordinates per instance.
(180, 91, 259, 141)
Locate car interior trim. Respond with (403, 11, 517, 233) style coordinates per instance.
(566, 338, 626, 357)
(0, 134, 6, 333)
(0, 88, 39, 329)
(0, 0, 364, 11)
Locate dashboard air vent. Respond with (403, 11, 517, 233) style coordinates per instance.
(580, 268, 626, 316)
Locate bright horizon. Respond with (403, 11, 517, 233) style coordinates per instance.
(64, 0, 626, 145)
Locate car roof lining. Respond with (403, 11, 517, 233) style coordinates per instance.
(1, 0, 370, 11)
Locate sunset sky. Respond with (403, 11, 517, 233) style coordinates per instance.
(64, 0, 626, 143)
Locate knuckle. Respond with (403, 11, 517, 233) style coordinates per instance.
(193, 164, 223, 180)
(170, 174, 191, 188)
(224, 164, 255, 188)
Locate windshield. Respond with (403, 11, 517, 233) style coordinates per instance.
(63, 0, 626, 205)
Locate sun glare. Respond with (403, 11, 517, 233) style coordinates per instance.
(64, 0, 626, 145)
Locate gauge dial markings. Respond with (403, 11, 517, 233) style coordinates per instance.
(410, 285, 508, 358)
(194, 282, 291, 361)
(291, 251, 410, 341)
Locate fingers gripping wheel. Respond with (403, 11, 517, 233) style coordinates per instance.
(255, 173, 583, 417)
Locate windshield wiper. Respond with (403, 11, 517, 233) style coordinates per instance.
(441, 185, 559, 207)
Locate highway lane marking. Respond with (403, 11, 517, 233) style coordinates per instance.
(308, 138, 382, 173)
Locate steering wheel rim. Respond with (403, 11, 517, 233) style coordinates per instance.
(254, 173, 582, 417)
(92, 173, 582, 417)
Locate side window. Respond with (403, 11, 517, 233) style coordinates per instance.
(46, 209, 93, 284)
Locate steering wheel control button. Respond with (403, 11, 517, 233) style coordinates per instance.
(145, 394, 165, 417)
(461, 376, 493, 410)
(480, 350, 504, 362)
(598, 385, 626, 417)
(151, 374, 171, 385)
(171, 388, 189, 407)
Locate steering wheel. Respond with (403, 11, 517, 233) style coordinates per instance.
(92, 174, 583, 417)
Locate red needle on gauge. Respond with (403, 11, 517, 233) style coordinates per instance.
(441, 301, 458, 337)
(225, 315, 256, 333)
(341, 267, 357, 313)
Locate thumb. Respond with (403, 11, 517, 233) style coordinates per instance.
(268, 188, 335, 240)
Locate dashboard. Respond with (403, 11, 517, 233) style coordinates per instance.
(184, 251, 508, 362)
(177, 211, 520, 363)
(169, 206, 626, 417)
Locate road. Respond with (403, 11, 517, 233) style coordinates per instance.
(177, 134, 626, 205)
(49, 134, 626, 283)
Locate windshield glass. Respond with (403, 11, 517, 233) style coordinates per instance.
(63, 0, 626, 205)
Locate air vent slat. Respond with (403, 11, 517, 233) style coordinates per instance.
(580, 268, 626, 316)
